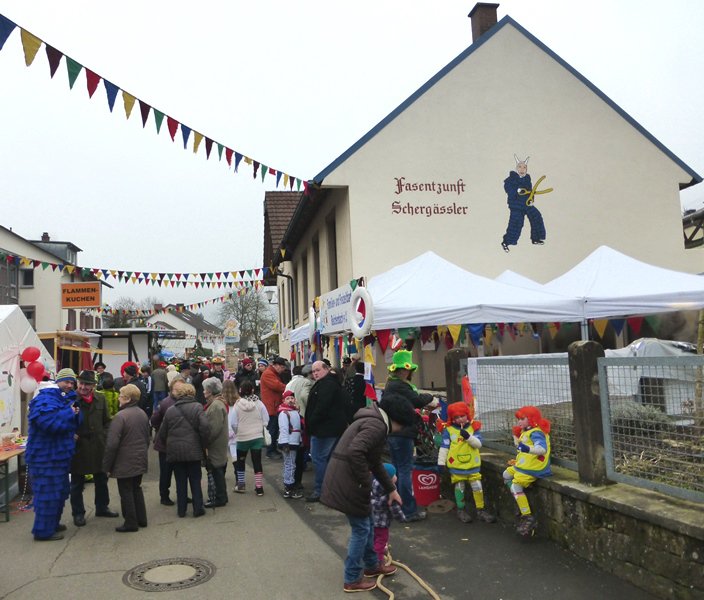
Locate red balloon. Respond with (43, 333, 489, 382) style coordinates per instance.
(21, 346, 41, 363)
(26, 360, 45, 382)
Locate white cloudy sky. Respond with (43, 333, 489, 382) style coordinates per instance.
(1, 0, 703, 319)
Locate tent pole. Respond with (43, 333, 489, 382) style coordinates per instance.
(580, 320, 589, 341)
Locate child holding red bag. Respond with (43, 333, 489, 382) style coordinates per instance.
(437, 402, 496, 524)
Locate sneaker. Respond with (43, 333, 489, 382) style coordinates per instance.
(290, 489, 304, 499)
(476, 509, 497, 523)
(343, 579, 377, 593)
(501, 242, 510, 253)
(457, 508, 472, 523)
(517, 514, 537, 536)
(532, 240, 545, 245)
(255, 487, 264, 497)
(233, 485, 246, 494)
(283, 488, 292, 499)
(160, 498, 175, 506)
(364, 564, 397, 578)
(405, 510, 427, 522)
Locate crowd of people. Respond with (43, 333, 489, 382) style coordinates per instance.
(24, 350, 551, 593)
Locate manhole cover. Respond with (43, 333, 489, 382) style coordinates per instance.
(123, 558, 216, 592)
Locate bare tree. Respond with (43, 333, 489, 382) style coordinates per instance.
(217, 290, 275, 350)
(103, 296, 164, 328)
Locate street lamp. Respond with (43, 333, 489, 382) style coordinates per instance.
(265, 289, 275, 303)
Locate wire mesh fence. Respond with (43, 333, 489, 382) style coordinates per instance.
(470, 356, 576, 469)
(598, 356, 704, 503)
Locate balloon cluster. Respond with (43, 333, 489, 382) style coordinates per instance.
(19, 346, 45, 394)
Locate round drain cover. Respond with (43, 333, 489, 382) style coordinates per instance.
(123, 558, 216, 592)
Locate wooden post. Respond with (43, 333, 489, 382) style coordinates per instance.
(444, 348, 470, 404)
(568, 340, 608, 485)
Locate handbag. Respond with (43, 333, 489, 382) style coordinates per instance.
(263, 425, 272, 446)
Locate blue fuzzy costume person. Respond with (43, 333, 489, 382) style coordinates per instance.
(25, 370, 79, 541)
(501, 155, 546, 251)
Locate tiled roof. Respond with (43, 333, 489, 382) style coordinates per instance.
(263, 191, 301, 280)
(162, 306, 223, 334)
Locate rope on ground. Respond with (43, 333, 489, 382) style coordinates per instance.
(375, 551, 442, 600)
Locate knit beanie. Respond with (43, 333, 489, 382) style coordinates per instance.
(383, 463, 397, 479)
(55, 368, 77, 382)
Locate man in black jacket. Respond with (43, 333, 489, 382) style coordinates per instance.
(379, 350, 437, 521)
(304, 360, 353, 502)
(124, 365, 150, 417)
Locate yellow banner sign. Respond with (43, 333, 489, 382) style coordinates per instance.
(61, 282, 101, 308)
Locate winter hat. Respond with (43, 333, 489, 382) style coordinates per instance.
(447, 402, 470, 424)
(257, 358, 269, 367)
(166, 370, 180, 385)
(241, 357, 253, 367)
(383, 463, 396, 479)
(515, 405, 551, 434)
(55, 368, 77, 383)
(282, 390, 295, 401)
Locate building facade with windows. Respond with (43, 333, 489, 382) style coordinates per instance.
(265, 5, 702, 381)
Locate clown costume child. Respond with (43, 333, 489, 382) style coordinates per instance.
(503, 405, 552, 536)
(437, 402, 496, 524)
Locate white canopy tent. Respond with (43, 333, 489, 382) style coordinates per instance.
(543, 246, 704, 320)
(495, 270, 544, 290)
(366, 251, 584, 330)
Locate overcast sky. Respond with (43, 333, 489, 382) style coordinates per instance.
(1, 0, 702, 320)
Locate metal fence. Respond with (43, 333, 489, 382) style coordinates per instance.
(470, 356, 576, 470)
(598, 356, 704, 503)
(468, 354, 704, 503)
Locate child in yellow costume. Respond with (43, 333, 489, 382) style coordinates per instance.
(503, 405, 552, 536)
(437, 402, 496, 524)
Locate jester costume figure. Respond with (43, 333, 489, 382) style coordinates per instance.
(501, 156, 546, 251)
(25, 384, 78, 540)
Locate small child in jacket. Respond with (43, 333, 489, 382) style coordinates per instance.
(278, 390, 303, 499)
(371, 463, 407, 565)
(437, 402, 496, 524)
(503, 405, 552, 536)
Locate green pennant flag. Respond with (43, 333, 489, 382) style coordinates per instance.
(296, 178, 301, 191)
(207, 273, 214, 280)
(41, 262, 49, 270)
(66, 57, 82, 89)
(217, 143, 224, 160)
(261, 165, 267, 182)
(398, 327, 416, 340)
(349, 279, 358, 291)
(154, 109, 165, 134)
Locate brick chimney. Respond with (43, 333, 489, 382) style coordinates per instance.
(41, 232, 50, 242)
(468, 2, 499, 42)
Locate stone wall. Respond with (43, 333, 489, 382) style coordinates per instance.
(468, 450, 704, 600)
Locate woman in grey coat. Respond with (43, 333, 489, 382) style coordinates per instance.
(157, 383, 211, 518)
(102, 384, 150, 532)
(203, 377, 229, 508)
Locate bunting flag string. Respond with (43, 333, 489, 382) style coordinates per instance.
(0, 13, 310, 193)
(0, 248, 274, 287)
(95, 286, 256, 317)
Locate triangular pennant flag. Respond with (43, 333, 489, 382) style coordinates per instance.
(627, 317, 644, 336)
(253, 161, 260, 179)
(611, 319, 626, 337)
(103, 79, 119, 111)
(376, 329, 391, 354)
(234, 152, 243, 172)
(276, 171, 282, 187)
(205, 138, 213, 159)
(85, 68, 101, 98)
(193, 132, 203, 154)
(122, 91, 136, 119)
(225, 148, 233, 166)
(181, 124, 191, 149)
(167, 117, 179, 141)
(0, 15, 17, 52)
(303, 180, 310, 194)
(283, 173, 289, 189)
(20, 29, 42, 66)
(45, 44, 62, 77)
(217, 143, 224, 160)
(244, 156, 252, 165)
(153, 109, 165, 133)
(138, 100, 151, 127)
(448, 324, 462, 345)
(261, 165, 268, 182)
(593, 319, 609, 339)
(66, 57, 82, 89)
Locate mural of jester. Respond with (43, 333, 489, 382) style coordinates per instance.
(501, 155, 552, 252)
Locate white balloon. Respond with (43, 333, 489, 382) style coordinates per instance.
(20, 376, 38, 394)
(20, 367, 27, 379)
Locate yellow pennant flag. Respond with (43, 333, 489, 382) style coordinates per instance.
(484, 326, 493, 347)
(20, 30, 42, 66)
(437, 325, 448, 338)
(20, 257, 31, 267)
(448, 324, 462, 345)
(547, 323, 559, 339)
(364, 343, 375, 367)
(122, 91, 136, 119)
(283, 174, 289, 188)
(593, 319, 609, 339)
(64, 265, 75, 274)
(193, 132, 203, 154)
(243, 157, 252, 165)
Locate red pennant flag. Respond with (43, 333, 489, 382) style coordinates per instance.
(167, 117, 178, 141)
(85, 69, 101, 98)
(376, 329, 391, 354)
(225, 148, 233, 166)
(445, 332, 454, 350)
(627, 317, 644, 336)
(303, 180, 310, 194)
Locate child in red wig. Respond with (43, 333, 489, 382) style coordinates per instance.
(503, 405, 552, 536)
(437, 402, 496, 524)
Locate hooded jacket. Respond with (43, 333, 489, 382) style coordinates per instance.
(382, 376, 433, 439)
(306, 372, 353, 438)
(321, 405, 396, 517)
(102, 398, 150, 478)
(157, 395, 211, 463)
(230, 394, 269, 443)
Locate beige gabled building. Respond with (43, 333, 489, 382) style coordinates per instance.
(265, 4, 701, 381)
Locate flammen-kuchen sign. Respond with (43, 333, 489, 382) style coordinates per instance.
(61, 282, 101, 308)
